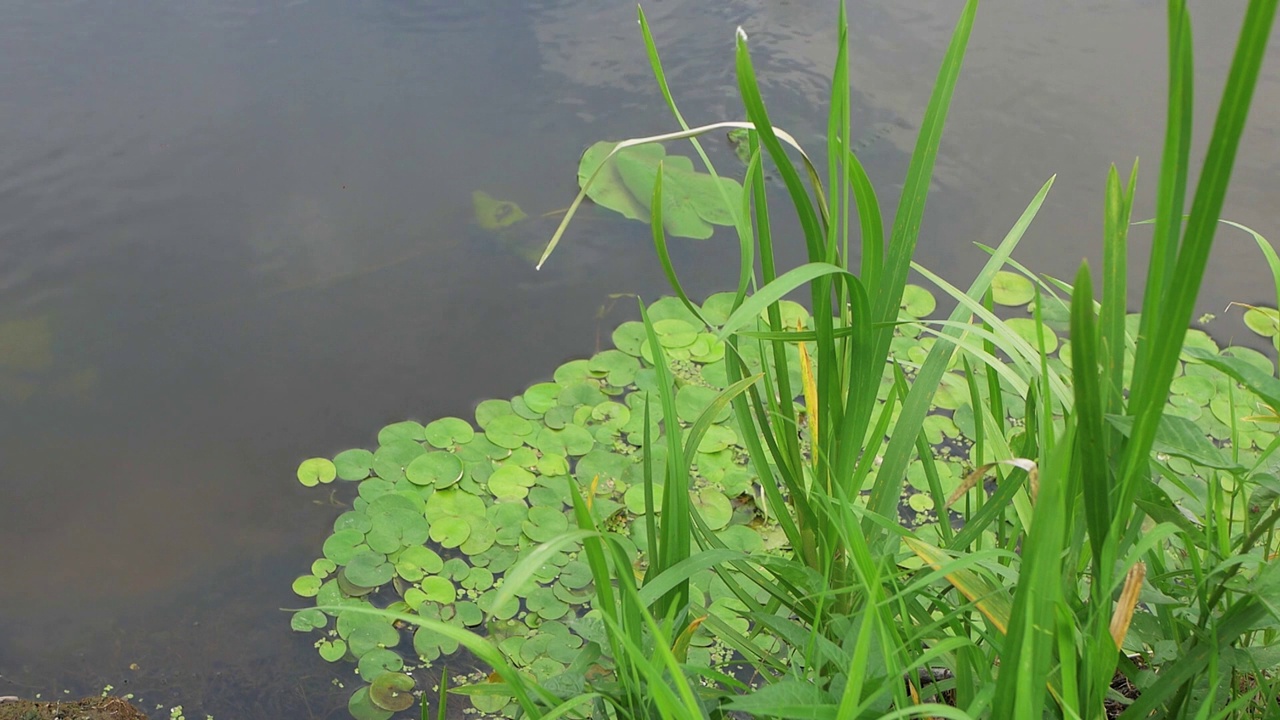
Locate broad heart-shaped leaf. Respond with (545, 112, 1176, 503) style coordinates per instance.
(472, 190, 527, 230)
(1187, 348, 1280, 411)
(1107, 413, 1243, 471)
(578, 141, 743, 240)
(723, 679, 836, 720)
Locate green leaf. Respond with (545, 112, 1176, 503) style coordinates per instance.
(578, 141, 744, 239)
(472, 190, 527, 231)
(723, 679, 836, 720)
(297, 458, 337, 487)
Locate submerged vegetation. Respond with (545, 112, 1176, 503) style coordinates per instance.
(291, 0, 1280, 718)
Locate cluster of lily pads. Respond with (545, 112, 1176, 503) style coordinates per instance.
(292, 274, 1280, 719)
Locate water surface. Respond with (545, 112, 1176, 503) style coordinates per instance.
(1, 1, 1276, 716)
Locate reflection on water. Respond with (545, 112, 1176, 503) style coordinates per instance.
(0, 0, 1276, 717)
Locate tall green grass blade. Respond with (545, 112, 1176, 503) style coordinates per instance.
(1132, 0, 1194, 392)
(866, 177, 1053, 538)
(639, 300, 690, 620)
(991, 426, 1071, 718)
(1071, 264, 1111, 569)
(1100, 161, 1137, 421)
(1118, 0, 1278, 532)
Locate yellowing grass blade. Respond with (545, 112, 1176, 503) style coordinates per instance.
(904, 537, 1013, 636)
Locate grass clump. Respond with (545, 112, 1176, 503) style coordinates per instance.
(292, 0, 1280, 718)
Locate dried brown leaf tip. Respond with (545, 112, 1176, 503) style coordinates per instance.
(1110, 562, 1147, 649)
(946, 458, 1038, 508)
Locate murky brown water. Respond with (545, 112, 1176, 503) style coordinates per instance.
(1, 1, 1276, 717)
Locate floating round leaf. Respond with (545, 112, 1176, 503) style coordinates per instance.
(317, 639, 346, 662)
(611, 322, 648, 357)
(347, 620, 400, 657)
(1244, 307, 1280, 338)
(292, 575, 322, 598)
(676, 385, 729, 424)
(717, 525, 764, 553)
(371, 440, 426, 482)
(477, 588, 520, 620)
(623, 483, 663, 515)
(558, 381, 606, 408)
(290, 608, 326, 632)
(311, 558, 337, 578)
(523, 505, 570, 543)
(348, 687, 393, 720)
(908, 493, 935, 513)
(591, 401, 631, 429)
(421, 575, 457, 604)
(333, 510, 372, 534)
(344, 551, 395, 588)
(333, 449, 375, 481)
(474, 399, 513, 429)
(697, 425, 738, 453)
(1006, 318, 1059, 353)
(423, 417, 475, 448)
(459, 516, 498, 556)
(693, 488, 733, 530)
(652, 318, 697, 348)
(323, 529, 366, 565)
(701, 292, 737, 325)
(430, 516, 472, 548)
(523, 382, 561, 414)
(377, 420, 425, 445)
(488, 464, 536, 501)
(461, 566, 496, 593)
(405, 451, 463, 488)
(357, 478, 395, 503)
(425, 487, 486, 521)
(357, 648, 404, 682)
(297, 458, 336, 487)
(553, 358, 593, 385)
(369, 673, 416, 713)
(991, 271, 1036, 306)
(455, 601, 484, 627)
(536, 452, 570, 477)
(485, 414, 535, 449)
(527, 586, 570, 620)
(589, 350, 641, 386)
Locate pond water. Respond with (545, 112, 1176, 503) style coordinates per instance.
(1, 1, 1276, 717)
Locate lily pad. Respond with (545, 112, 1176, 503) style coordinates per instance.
(377, 420, 425, 445)
(291, 609, 326, 632)
(421, 576, 457, 604)
(901, 285, 936, 317)
(992, 271, 1036, 306)
(405, 451, 464, 488)
(523, 505, 570, 542)
(424, 417, 475, 448)
(429, 516, 472, 548)
(344, 551, 395, 588)
(523, 382, 562, 414)
(358, 648, 404, 681)
(369, 672, 416, 712)
(348, 687, 393, 720)
(692, 488, 733, 530)
(297, 458, 337, 487)
(318, 639, 347, 662)
(333, 449, 375, 481)
(292, 575, 322, 598)
(1244, 307, 1280, 338)
(612, 322, 649, 357)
